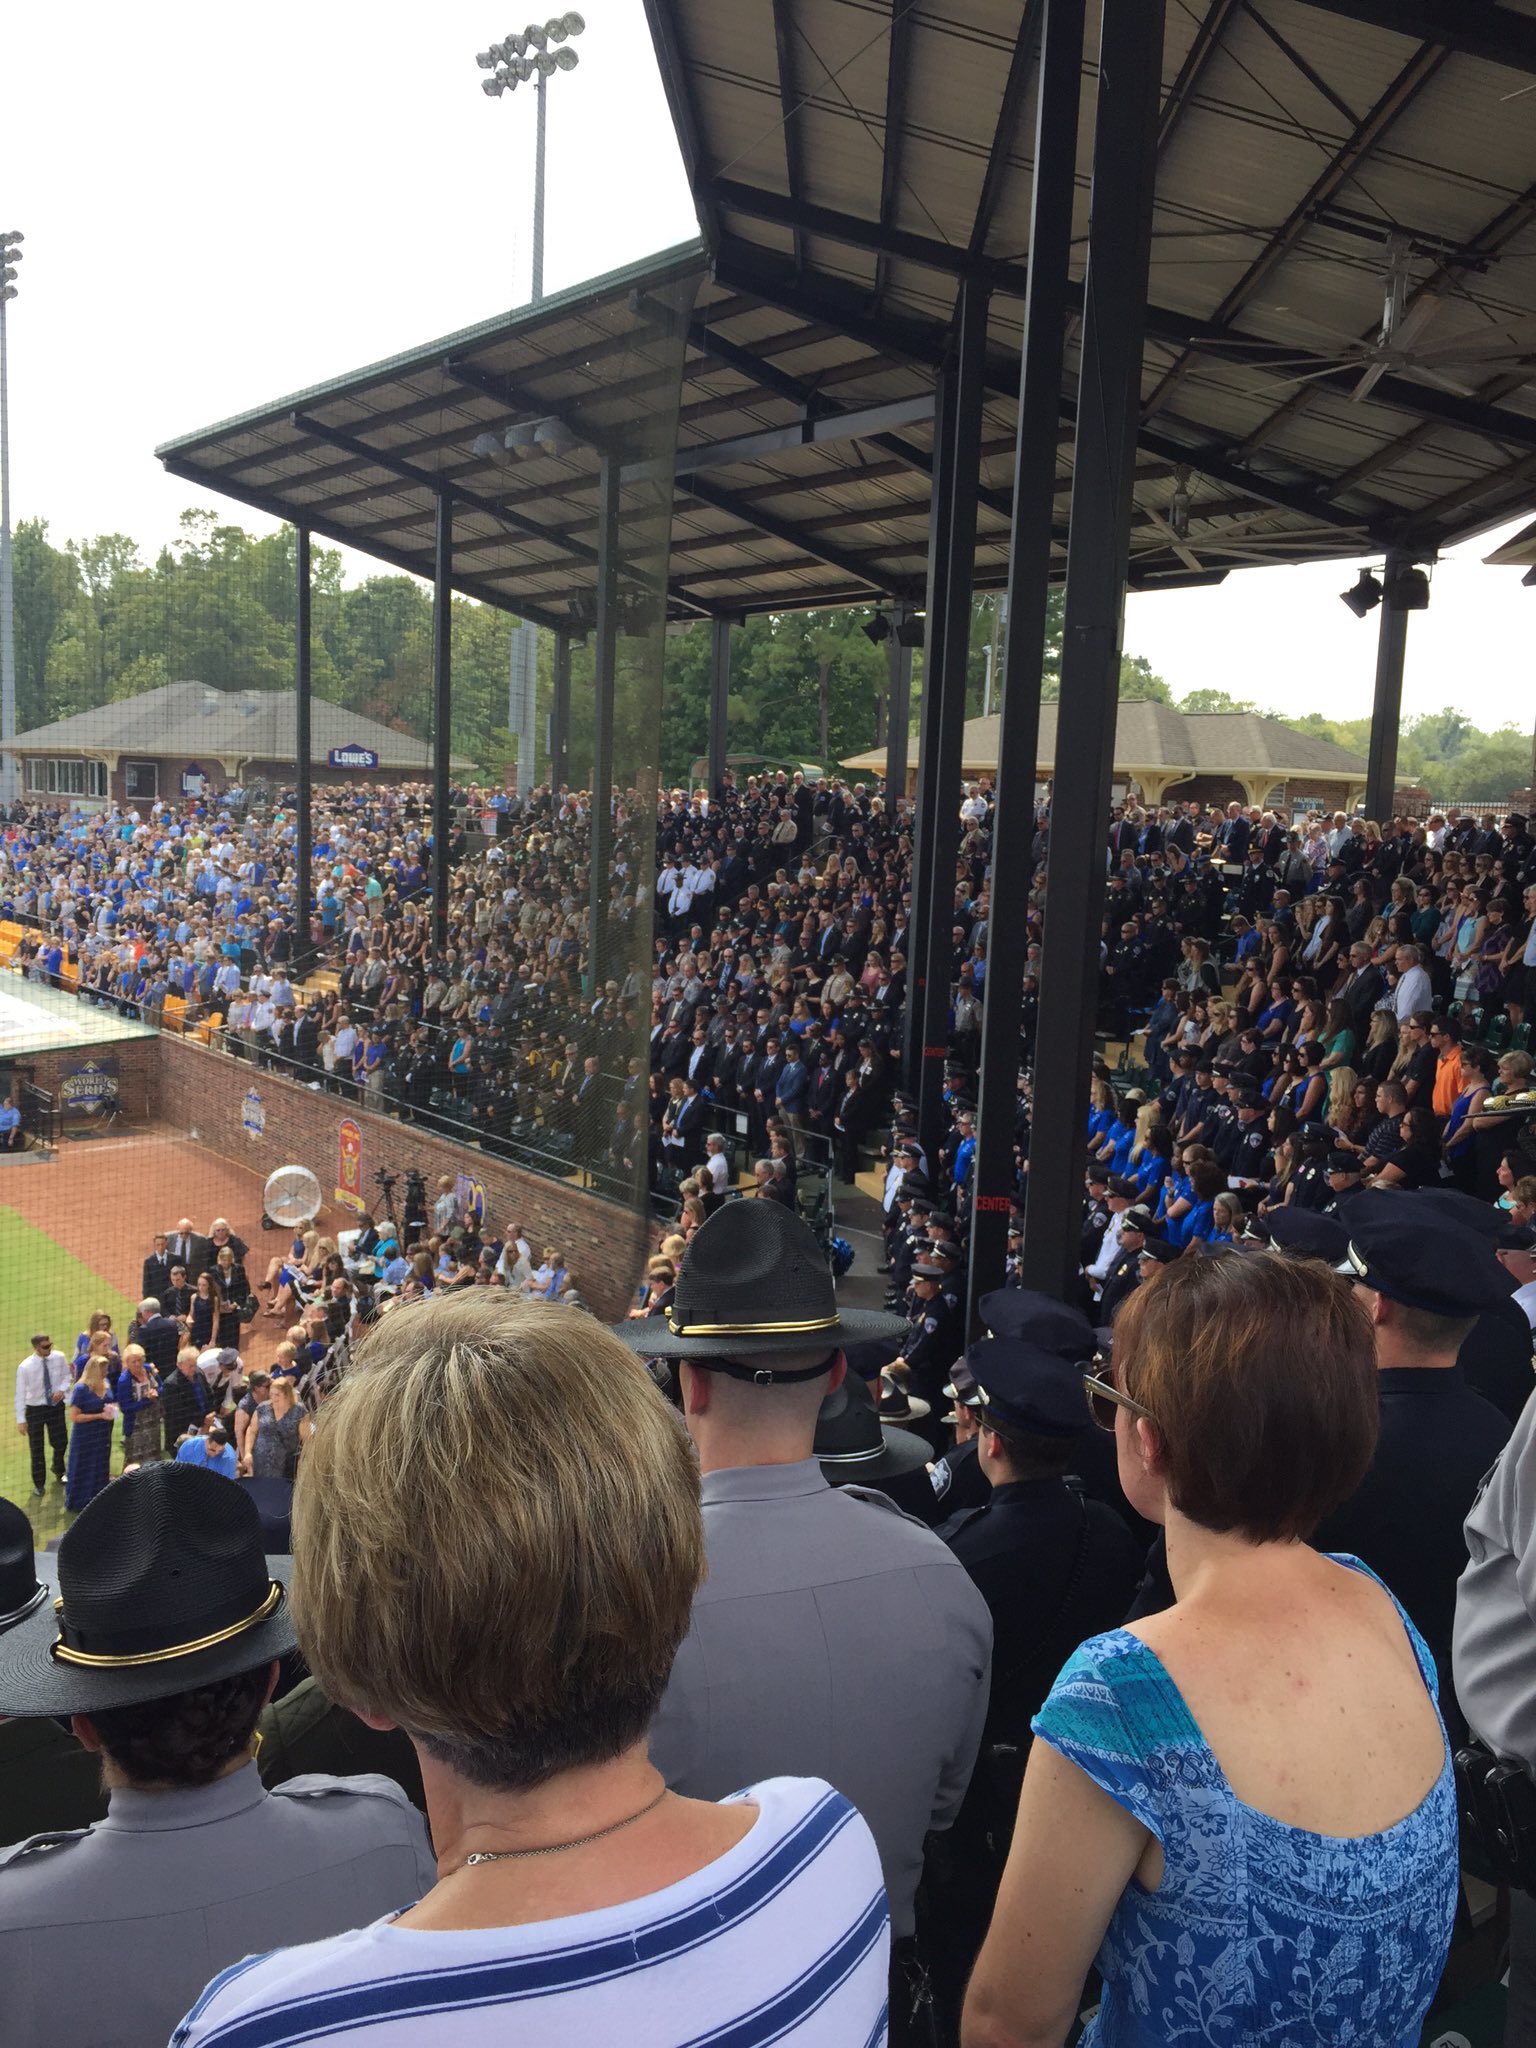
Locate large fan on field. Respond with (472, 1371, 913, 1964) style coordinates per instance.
(262, 1164, 323, 1231)
(1199, 237, 1536, 405)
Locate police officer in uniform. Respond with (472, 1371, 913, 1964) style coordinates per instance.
(0, 1499, 105, 1845)
(926, 1338, 1144, 2028)
(903, 1258, 965, 1412)
(0, 1464, 436, 2048)
(929, 1355, 988, 1517)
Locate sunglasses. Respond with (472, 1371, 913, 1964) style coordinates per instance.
(1083, 1370, 1156, 1433)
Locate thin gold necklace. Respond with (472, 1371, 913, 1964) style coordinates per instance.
(450, 1786, 670, 1873)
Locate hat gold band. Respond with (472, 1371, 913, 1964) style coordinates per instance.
(48, 1582, 283, 1670)
(665, 1312, 840, 1337)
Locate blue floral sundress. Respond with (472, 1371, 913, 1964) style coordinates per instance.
(1032, 1557, 1456, 2047)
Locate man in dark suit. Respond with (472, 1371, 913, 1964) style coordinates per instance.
(142, 1236, 173, 1305)
(131, 1299, 182, 1379)
(168, 1220, 211, 1282)
(160, 1264, 192, 1322)
(1336, 942, 1384, 1036)
(673, 1076, 709, 1170)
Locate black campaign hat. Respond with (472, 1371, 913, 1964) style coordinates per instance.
(0, 1497, 53, 1640)
(968, 1337, 1088, 1439)
(611, 1199, 907, 1364)
(0, 1464, 294, 1717)
(815, 1372, 932, 1485)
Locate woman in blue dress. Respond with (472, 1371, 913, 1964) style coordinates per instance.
(966, 1249, 1456, 2048)
(65, 1355, 118, 1513)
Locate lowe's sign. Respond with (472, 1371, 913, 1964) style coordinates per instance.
(327, 744, 380, 771)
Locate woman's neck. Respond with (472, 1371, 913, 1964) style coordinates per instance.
(1161, 1510, 1311, 1607)
(423, 1744, 667, 1878)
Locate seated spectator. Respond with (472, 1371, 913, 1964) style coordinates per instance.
(175, 1417, 237, 1478)
(966, 1249, 1456, 2048)
(0, 1464, 436, 2048)
(177, 1291, 888, 2045)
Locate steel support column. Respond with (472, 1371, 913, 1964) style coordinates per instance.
(969, 0, 1086, 1334)
(431, 494, 453, 950)
(884, 613, 913, 804)
(1020, 0, 1164, 1301)
(1364, 550, 1413, 823)
(589, 452, 621, 995)
(707, 616, 732, 795)
(550, 629, 571, 792)
(294, 527, 312, 980)
(907, 277, 990, 1171)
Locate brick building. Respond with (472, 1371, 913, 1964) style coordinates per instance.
(8, 682, 474, 810)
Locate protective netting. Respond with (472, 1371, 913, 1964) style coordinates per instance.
(1, 271, 698, 1536)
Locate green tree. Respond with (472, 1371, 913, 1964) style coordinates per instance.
(1177, 688, 1259, 714)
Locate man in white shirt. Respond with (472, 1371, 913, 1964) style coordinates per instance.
(1391, 944, 1433, 1025)
(14, 1334, 70, 1497)
(702, 1132, 731, 1206)
(1498, 1228, 1536, 1332)
(1086, 1180, 1139, 1292)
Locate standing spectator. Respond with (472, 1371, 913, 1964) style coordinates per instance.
(174, 1291, 888, 2048)
(622, 1200, 989, 2032)
(14, 1334, 69, 1499)
(64, 1357, 118, 1514)
(0, 1464, 436, 2048)
(130, 1296, 181, 1381)
(114, 1345, 161, 1465)
(240, 1375, 310, 1482)
(965, 1250, 1455, 2048)
(159, 1345, 211, 1451)
(432, 1175, 458, 1234)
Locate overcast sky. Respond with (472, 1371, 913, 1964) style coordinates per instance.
(4, 0, 1533, 733)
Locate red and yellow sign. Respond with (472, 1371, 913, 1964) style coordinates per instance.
(335, 1117, 365, 1212)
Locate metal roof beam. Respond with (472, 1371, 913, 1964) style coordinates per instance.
(645, 392, 938, 482)
(710, 180, 1033, 297)
(967, 0, 1044, 263)
(290, 412, 601, 567)
(162, 457, 574, 631)
(876, 0, 918, 300)
(1128, 413, 1374, 532)
(771, 0, 808, 275)
(678, 474, 919, 597)
(1158, 0, 1242, 154)
(1141, 40, 1447, 420)
(1290, 0, 1536, 75)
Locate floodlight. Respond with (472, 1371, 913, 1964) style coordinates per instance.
(0, 286, 15, 305)
(534, 49, 557, 73)
(553, 44, 578, 67)
(1385, 565, 1430, 613)
(861, 613, 890, 645)
(533, 417, 576, 457)
(481, 74, 505, 94)
(893, 612, 926, 648)
(512, 55, 535, 79)
(0, 231, 23, 249)
(525, 21, 548, 48)
(1169, 468, 1191, 540)
(504, 421, 540, 457)
(547, 14, 571, 38)
(560, 11, 585, 33)
(472, 431, 502, 459)
(1340, 568, 1383, 618)
(505, 29, 527, 53)
(475, 47, 497, 66)
(0, 268, 15, 286)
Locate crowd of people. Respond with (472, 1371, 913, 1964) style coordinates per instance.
(6, 765, 1536, 2043)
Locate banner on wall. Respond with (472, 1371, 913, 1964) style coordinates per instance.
(335, 1117, 365, 1211)
(59, 1056, 120, 1118)
(241, 1088, 266, 1138)
(454, 1172, 486, 1225)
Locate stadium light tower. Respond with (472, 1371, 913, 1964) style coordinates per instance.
(475, 14, 586, 303)
(0, 230, 22, 805)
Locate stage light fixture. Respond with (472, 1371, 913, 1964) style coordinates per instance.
(861, 613, 890, 645)
(1385, 565, 1430, 612)
(532, 417, 575, 457)
(1340, 568, 1383, 618)
(894, 612, 926, 648)
(503, 421, 540, 457)
(553, 45, 578, 68)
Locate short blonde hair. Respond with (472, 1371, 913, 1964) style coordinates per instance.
(291, 1292, 702, 1789)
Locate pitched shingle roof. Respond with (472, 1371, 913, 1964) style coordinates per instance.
(11, 683, 475, 772)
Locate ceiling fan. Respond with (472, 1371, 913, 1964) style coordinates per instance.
(1195, 237, 1536, 403)
(1136, 475, 1367, 572)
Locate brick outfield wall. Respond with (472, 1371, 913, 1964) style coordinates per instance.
(23, 1037, 160, 1124)
(151, 1034, 649, 1322)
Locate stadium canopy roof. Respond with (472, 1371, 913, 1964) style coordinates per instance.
(842, 698, 1370, 788)
(160, 0, 1536, 625)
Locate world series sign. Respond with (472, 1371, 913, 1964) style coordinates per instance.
(59, 1056, 120, 1119)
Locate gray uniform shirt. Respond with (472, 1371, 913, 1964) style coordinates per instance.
(1456, 1390, 1536, 1767)
(0, 1763, 436, 2048)
(648, 1459, 993, 1937)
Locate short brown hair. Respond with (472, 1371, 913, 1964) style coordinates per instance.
(291, 1291, 703, 1790)
(1115, 1249, 1377, 1542)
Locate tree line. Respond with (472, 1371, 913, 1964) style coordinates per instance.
(9, 513, 1528, 800)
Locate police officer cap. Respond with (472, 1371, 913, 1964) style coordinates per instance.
(1138, 1238, 1180, 1265)
(1106, 1175, 1138, 1201)
(907, 1196, 934, 1215)
(943, 1355, 984, 1408)
(1333, 1195, 1516, 1316)
(912, 1259, 947, 1280)
(1234, 1090, 1264, 1112)
(977, 1287, 1095, 1362)
(1326, 1149, 1362, 1174)
(1265, 1209, 1351, 1263)
(1413, 1187, 1521, 1246)
(932, 1239, 963, 1262)
(969, 1337, 1089, 1440)
(1121, 1207, 1156, 1234)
